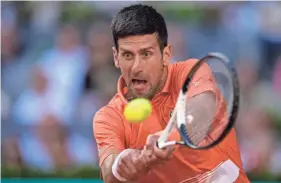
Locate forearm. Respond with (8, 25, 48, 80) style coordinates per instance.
(112, 149, 136, 182)
(102, 149, 147, 183)
(102, 154, 121, 183)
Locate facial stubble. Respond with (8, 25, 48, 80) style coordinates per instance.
(126, 63, 167, 101)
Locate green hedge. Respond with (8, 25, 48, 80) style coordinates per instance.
(2, 166, 281, 181)
(1, 166, 100, 178)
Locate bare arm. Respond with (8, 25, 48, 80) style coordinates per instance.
(101, 154, 123, 183)
(101, 150, 148, 183)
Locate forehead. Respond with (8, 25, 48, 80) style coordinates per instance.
(118, 34, 159, 51)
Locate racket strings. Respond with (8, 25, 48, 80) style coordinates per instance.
(175, 53, 238, 148)
(184, 107, 225, 145)
(184, 104, 214, 145)
(183, 87, 230, 146)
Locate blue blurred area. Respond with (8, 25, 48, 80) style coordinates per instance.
(1, 1, 281, 177)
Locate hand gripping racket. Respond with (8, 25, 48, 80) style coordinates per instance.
(157, 52, 239, 149)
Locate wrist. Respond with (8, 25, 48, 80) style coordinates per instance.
(112, 149, 132, 182)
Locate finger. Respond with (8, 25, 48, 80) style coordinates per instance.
(140, 150, 158, 167)
(117, 160, 131, 180)
(142, 151, 167, 169)
(145, 134, 161, 158)
(153, 149, 174, 168)
(166, 145, 176, 158)
(146, 134, 159, 148)
(119, 158, 138, 180)
(154, 144, 175, 160)
(144, 145, 153, 157)
(124, 161, 139, 180)
(132, 154, 148, 173)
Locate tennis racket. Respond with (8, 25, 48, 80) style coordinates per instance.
(157, 52, 239, 149)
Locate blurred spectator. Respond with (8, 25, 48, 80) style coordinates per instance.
(273, 56, 281, 94)
(1, 24, 30, 104)
(259, 2, 281, 80)
(1, 90, 11, 121)
(2, 25, 22, 65)
(221, 2, 261, 65)
(2, 137, 24, 169)
(83, 21, 119, 108)
(29, 1, 62, 34)
(236, 59, 281, 174)
(237, 107, 277, 173)
(17, 114, 97, 171)
(13, 23, 88, 125)
(167, 22, 188, 62)
(74, 21, 120, 126)
(10, 23, 97, 170)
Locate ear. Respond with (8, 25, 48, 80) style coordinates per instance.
(112, 47, 119, 68)
(162, 45, 172, 66)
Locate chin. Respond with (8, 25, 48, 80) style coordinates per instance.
(129, 86, 154, 99)
(138, 92, 155, 100)
(131, 91, 149, 99)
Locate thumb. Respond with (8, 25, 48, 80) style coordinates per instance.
(145, 134, 159, 156)
(146, 134, 159, 148)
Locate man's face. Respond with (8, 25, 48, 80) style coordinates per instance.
(113, 33, 171, 99)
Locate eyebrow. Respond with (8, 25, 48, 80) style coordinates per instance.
(119, 46, 155, 52)
(119, 48, 132, 52)
(140, 47, 154, 51)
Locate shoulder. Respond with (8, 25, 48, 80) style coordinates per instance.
(93, 94, 125, 130)
(168, 59, 199, 90)
(170, 58, 199, 72)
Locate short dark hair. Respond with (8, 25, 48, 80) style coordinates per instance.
(111, 4, 168, 51)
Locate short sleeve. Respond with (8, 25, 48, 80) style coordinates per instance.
(93, 107, 125, 167)
(178, 60, 217, 97)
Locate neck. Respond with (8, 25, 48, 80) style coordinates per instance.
(155, 66, 168, 94)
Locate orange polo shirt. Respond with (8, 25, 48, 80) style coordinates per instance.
(93, 59, 250, 183)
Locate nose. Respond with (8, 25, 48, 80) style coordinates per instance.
(131, 57, 143, 75)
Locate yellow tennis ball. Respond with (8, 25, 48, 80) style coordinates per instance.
(124, 98, 152, 123)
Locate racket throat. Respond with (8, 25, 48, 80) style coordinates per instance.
(157, 141, 166, 149)
(157, 134, 169, 148)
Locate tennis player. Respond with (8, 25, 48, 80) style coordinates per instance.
(93, 4, 250, 183)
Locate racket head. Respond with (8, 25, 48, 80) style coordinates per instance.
(178, 52, 240, 149)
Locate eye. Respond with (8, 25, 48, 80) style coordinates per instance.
(142, 51, 152, 58)
(123, 52, 133, 60)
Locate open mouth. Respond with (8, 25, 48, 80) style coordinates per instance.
(132, 79, 147, 90)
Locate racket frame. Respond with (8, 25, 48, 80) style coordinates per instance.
(157, 91, 186, 149)
(157, 52, 240, 150)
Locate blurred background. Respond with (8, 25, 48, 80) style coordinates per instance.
(1, 1, 281, 182)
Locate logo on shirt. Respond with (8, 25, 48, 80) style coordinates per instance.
(170, 110, 173, 118)
(193, 81, 199, 87)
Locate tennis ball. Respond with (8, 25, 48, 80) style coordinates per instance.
(124, 98, 152, 123)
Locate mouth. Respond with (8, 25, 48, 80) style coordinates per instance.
(131, 79, 147, 91)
